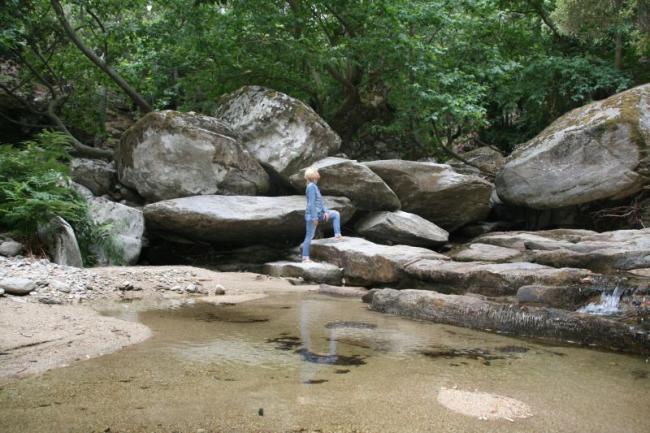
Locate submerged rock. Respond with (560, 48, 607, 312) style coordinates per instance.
(364, 160, 493, 231)
(496, 84, 650, 209)
(355, 211, 449, 247)
(403, 259, 594, 296)
(370, 289, 650, 354)
(116, 110, 270, 202)
(143, 195, 355, 247)
(263, 261, 343, 285)
(215, 86, 341, 179)
(310, 236, 448, 286)
(289, 157, 400, 210)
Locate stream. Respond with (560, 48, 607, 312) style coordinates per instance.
(1, 293, 649, 433)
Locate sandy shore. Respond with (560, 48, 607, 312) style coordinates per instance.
(0, 260, 318, 382)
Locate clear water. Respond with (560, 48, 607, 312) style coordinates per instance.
(1, 293, 649, 433)
(578, 286, 625, 315)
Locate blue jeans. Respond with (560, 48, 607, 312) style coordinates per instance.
(302, 210, 341, 258)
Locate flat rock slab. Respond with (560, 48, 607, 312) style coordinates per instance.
(404, 260, 594, 296)
(317, 284, 368, 297)
(355, 211, 449, 247)
(144, 195, 355, 246)
(0, 277, 36, 295)
(452, 243, 521, 262)
(310, 237, 448, 286)
(290, 157, 400, 210)
(369, 289, 650, 354)
(263, 261, 343, 285)
(476, 228, 650, 272)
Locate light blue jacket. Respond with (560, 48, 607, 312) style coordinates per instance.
(305, 182, 327, 221)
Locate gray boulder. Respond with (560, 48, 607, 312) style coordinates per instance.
(403, 259, 594, 296)
(0, 277, 36, 295)
(369, 289, 650, 354)
(89, 198, 145, 265)
(496, 84, 650, 209)
(116, 110, 270, 202)
(215, 86, 341, 179)
(364, 160, 493, 231)
(355, 211, 448, 247)
(263, 261, 343, 285)
(143, 195, 355, 246)
(70, 158, 116, 196)
(0, 240, 23, 257)
(37, 217, 83, 267)
(448, 146, 506, 178)
(309, 236, 448, 286)
(289, 157, 400, 210)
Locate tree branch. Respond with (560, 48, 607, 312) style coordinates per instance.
(50, 0, 152, 113)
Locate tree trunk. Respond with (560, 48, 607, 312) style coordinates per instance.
(50, 0, 152, 113)
(614, 31, 623, 70)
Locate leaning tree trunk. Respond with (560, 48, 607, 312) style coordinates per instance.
(50, 0, 152, 113)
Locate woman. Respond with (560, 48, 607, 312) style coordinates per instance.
(301, 166, 342, 262)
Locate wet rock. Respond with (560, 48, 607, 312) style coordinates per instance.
(37, 216, 83, 267)
(370, 288, 650, 354)
(215, 86, 341, 179)
(70, 158, 116, 196)
(361, 288, 380, 304)
(89, 197, 145, 265)
(0, 240, 23, 257)
(451, 243, 522, 262)
(0, 277, 36, 295)
(289, 157, 400, 210)
(355, 211, 449, 247)
(496, 84, 650, 209)
(404, 259, 594, 296)
(324, 321, 377, 329)
(144, 195, 355, 247)
(517, 284, 598, 310)
(364, 160, 493, 231)
(263, 261, 343, 285)
(116, 110, 270, 202)
(310, 237, 448, 286)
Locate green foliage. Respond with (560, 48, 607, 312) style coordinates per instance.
(0, 131, 118, 265)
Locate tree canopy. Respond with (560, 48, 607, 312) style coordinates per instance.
(1, 0, 648, 158)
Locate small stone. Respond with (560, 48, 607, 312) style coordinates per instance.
(39, 297, 63, 305)
(258, 408, 264, 416)
(0, 288, 4, 296)
(213, 285, 226, 295)
(49, 280, 70, 293)
(0, 277, 36, 295)
(0, 240, 23, 257)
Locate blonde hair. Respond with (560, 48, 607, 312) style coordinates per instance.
(304, 166, 319, 182)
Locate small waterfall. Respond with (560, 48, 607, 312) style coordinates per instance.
(577, 285, 625, 316)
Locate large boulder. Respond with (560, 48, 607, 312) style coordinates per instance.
(369, 289, 650, 354)
(403, 259, 594, 296)
(355, 211, 449, 247)
(143, 195, 355, 247)
(89, 198, 145, 265)
(70, 158, 116, 196)
(37, 217, 83, 267)
(215, 86, 341, 179)
(116, 110, 270, 202)
(496, 84, 650, 209)
(364, 160, 493, 231)
(289, 157, 400, 210)
(309, 236, 448, 286)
